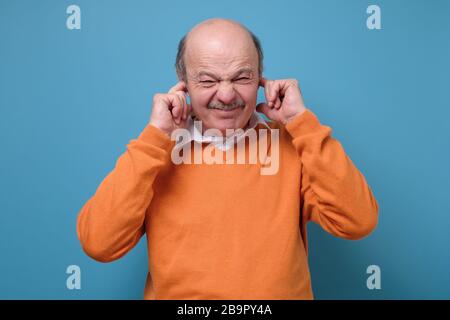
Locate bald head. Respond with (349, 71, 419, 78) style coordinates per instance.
(175, 18, 263, 82)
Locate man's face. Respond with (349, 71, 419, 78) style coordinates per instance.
(183, 30, 260, 135)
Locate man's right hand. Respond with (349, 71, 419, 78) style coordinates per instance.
(149, 81, 191, 136)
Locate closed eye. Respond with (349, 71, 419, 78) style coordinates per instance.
(199, 80, 217, 88)
(234, 77, 251, 84)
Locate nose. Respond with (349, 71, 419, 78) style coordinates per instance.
(215, 81, 237, 105)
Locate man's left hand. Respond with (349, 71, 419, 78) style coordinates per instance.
(257, 78, 307, 124)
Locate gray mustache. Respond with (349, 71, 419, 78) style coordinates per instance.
(208, 99, 245, 110)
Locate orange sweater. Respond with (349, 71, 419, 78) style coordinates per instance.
(77, 109, 378, 299)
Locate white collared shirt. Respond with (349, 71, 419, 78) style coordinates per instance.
(175, 111, 272, 151)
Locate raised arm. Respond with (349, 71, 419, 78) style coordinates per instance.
(285, 110, 378, 240)
(77, 125, 174, 262)
(77, 81, 191, 262)
(257, 77, 378, 240)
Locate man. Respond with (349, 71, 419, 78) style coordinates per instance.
(77, 18, 378, 299)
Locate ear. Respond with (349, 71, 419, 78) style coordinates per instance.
(177, 75, 190, 95)
(176, 70, 186, 83)
(258, 76, 267, 88)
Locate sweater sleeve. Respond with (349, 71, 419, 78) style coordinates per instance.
(285, 109, 378, 240)
(76, 124, 174, 262)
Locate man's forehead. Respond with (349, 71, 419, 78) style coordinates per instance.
(186, 50, 258, 76)
(186, 39, 256, 61)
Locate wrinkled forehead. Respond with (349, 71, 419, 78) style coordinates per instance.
(184, 31, 259, 77)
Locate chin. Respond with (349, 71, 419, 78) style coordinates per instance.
(211, 120, 239, 133)
(219, 114, 250, 128)
(211, 109, 249, 130)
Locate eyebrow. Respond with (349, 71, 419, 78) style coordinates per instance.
(197, 68, 254, 80)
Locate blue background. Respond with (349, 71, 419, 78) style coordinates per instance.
(1, 0, 449, 299)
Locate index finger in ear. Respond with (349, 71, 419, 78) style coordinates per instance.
(259, 77, 267, 88)
(168, 81, 188, 94)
